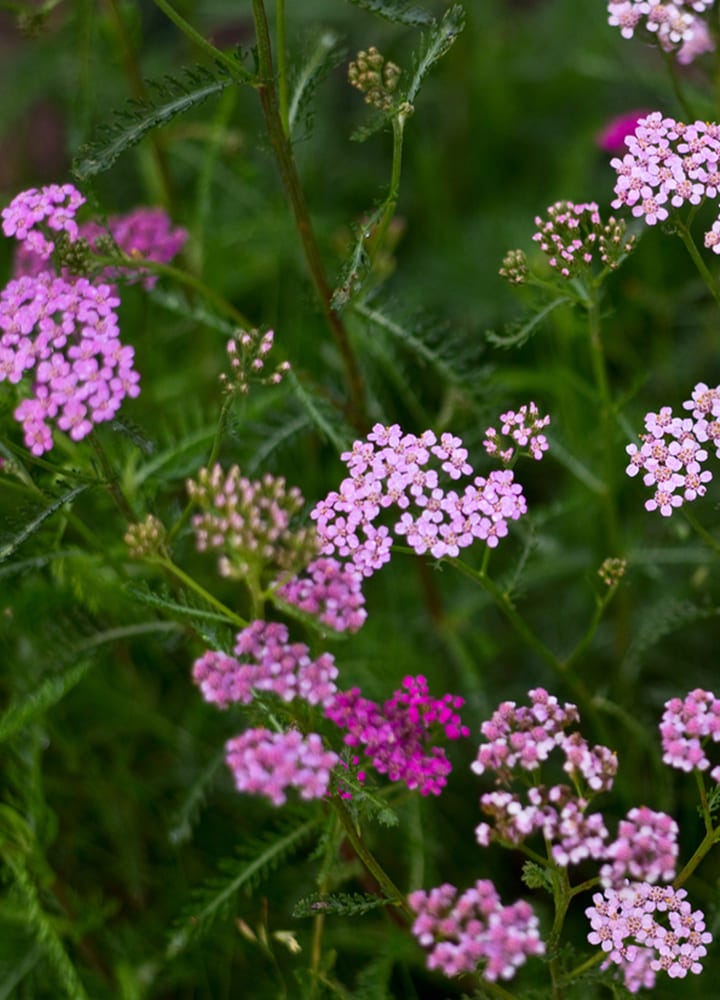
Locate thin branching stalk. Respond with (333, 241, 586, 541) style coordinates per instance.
(153, 555, 249, 627)
(675, 218, 720, 307)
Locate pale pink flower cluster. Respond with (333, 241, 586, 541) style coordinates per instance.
(531, 201, 634, 277)
(326, 675, 469, 795)
(472, 689, 619, 866)
(311, 423, 529, 572)
(187, 464, 318, 581)
(483, 402, 550, 464)
(225, 728, 339, 806)
(0, 269, 139, 454)
(192, 620, 338, 709)
(586, 882, 711, 992)
(600, 807, 679, 889)
(607, 1, 715, 63)
(611, 113, 720, 242)
(2, 183, 85, 260)
(408, 880, 544, 980)
(660, 688, 720, 780)
(626, 382, 720, 515)
(276, 557, 366, 633)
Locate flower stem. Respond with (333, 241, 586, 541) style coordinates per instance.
(675, 218, 720, 308)
(683, 506, 720, 555)
(250, 0, 368, 428)
(154, 556, 248, 628)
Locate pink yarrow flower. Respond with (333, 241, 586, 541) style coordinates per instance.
(225, 727, 339, 806)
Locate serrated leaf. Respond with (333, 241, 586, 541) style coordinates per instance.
(405, 4, 466, 105)
(0, 484, 89, 563)
(289, 30, 346, 140)
(0, 661, 94, 743)
(286, 370, 354, 453)
(521, 860, 553, 892)
(73, 64, 245, 180)
(292, 891, 392, 919)
(486, 296, 571, 349)
(343, 0, 435, 27)
(167, 815, 319, 955)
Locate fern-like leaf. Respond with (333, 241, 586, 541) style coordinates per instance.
(73, 64, 246, 180)
(289, 30, 346, 140)
(167, 815, 320, 955)
(0, 661, 94, 744)
(0, 484, 89, 564)
(486, 296, 571, 349)
(622, 598, 720, 682)
(168, 750, 226, 846)
(292, 891, 393, 918)
(287, 370, 354, 452)
(343, 0, 435, 26)
(405, 4, 466, 104)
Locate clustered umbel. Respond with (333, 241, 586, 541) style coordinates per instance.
(586, 883, 711, 990)
(311, 422, 535, 575)
(598, 556, 627, 587)
(348, 46, 402, 112)
(408, 881, 545, 980)
(220, 327, 290, 395)
(326, 675, 469, 796)
(625, 381, 720, 516)
(606, 1, 715, 64)
(276, 557, 367, 634)
(610, 112, 720, 248)
(498, 248, 529, 284)
(186, 464, 319, 583)
(193, 621, 468, 804)
(0, 183, 186, 455)
(660, 687, 720, 779)
(530, 200, 635, 278)
(225, 728, 339, 806)
(483, 402, 550, 464)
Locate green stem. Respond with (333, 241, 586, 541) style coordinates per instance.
(672, 770, 720, 888)
(559, 950, 604, 986)
(154, 556, 248, 628)
(88, 432, 136, 523)
(250, 0, 367, 428)
(561, 581, 621, 672)
(332, 798, 412, 921)
(675, 218, 720, 308)
(151, 0, 251, 80)
(659, 45, 697, 121)
(371, 113, 406, 263)
(548, 864, 572, 1000)
(276, 0, 289, 135)
(682, 506, 720, 555)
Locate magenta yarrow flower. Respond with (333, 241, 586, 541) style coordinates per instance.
(483, 402, 550, 464)
(597, 110, 654, 154)
(600, 807, 679, 888)
(611, 113, 720, 246)
(326, 675, 469, 795)
(660, 688, 720, 779)
(626, 383, 719, 515)
(225, 727, 339, 806)
(408, 880, 544, 980)
(607, 1, 715, 62)
(192, 620, 338, 710)
(586, 882, 711, 992)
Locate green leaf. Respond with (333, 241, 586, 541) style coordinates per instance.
(167, 815, 320, 955)
(343, 0, 435, 27)
(286, 370, 354, 453)
(0, 484, 89, 564)
(486, 296, 571, 349)
(0, 661, 95, 743)
(292, 891, 393, 918)
(521, 860, 553, 893)
(404, 4, 466, 104)
(289, 30, 346, 140)
(72, 64, 244, 180)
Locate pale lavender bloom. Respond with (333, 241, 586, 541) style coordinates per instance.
(408, 880, 544, 981)
(660, 688, 720, 773)
(277, 556, 367, 633)
(2, 183, 85, 259)
(484, 402, 550, 464)
(601, 807, 679, 888)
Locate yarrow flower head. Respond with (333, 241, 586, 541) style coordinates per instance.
(311, 423, 531, 579)
(600, 807, 679, 888)
(586, 882, 711, 992)
(625, 382, 718, 516)
(186, 464, 319, 583)
(597, 110, 654, 154)
(606, 1, 715, 63)
(2, 183, 85, 261)
(483, 402, 550, 464)
(276, 557, 367, 634)
(660, 687, 720, 779)
(408, 880, 544, 980)
(610, 113, 720, 247)
(530, 200, 635, 277)
(75, 207, 187, 289)
(225, 727, 339, 806)
(348, 46, 402, 112)
(325, 675, 469, 795)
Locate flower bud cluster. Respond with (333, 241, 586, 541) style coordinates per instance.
(124, 514, 168, 560)
(220, 328, 290, 395)
(498, 248, 529, 284)
(607, 2, 714, 64)
(531, 200, 635, 278)
(626, 381, 720, 516)
(586, 882, 711, 991)
(326, 675, 469, 796)
(186, 464, 319, 582)
(483, 402, 550, 464)
(408, 880, 544, 980)
(348, 46, 402, 112)
(598, 556, 627, 587)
